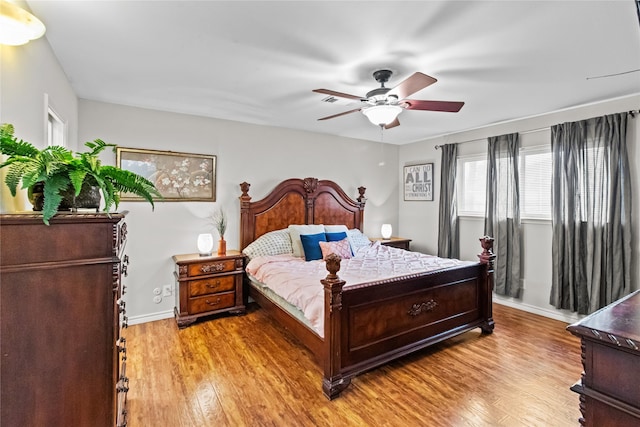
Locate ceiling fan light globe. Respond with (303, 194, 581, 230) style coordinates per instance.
(362, 105, 403, 126)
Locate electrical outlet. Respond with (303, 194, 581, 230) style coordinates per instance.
(163, 284, 172, 297)
(153, 287, 161, 295)
(153, 295, 162, 304)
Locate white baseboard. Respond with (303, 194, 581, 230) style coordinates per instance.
(127, 309, 174, 326)
(126, 297, 582, 326)
(493, 296, 583, 324)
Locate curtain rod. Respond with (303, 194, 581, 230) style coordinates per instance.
(435, 109, 640, 149)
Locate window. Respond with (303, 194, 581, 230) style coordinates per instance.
(519, 147, 552, 220)
(47, 107, 65, 147)
(457, 145, 553, 220)
(457, 155, 487, 216)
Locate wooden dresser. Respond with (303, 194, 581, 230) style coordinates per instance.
(0, 212, 129, 427)
(173, 250, 245, 327)
(567, 290, 640, 426)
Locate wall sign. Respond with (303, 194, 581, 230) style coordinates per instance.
(404, 163, 434, 201)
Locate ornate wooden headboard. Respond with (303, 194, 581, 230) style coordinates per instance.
(239, 177, 366, 250)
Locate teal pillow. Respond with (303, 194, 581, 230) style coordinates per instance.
(325, 231, 347, 242)
(300, 233, 327, 261)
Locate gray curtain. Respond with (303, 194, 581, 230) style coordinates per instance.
(550, 113, 632, 314)
(484, 133, 522, 298)
(438, 143, 459, 258)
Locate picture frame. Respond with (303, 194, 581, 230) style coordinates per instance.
(116, 147, 216, 202)
(403, 163, 434, 201)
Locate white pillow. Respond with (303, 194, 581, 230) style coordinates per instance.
(288, 224, 325, 258)
(346, 228, 371, 251)
(242, 229, 292, 260)
(324, 224, 348, 234)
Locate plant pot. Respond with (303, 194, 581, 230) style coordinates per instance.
(28, 182, 45, 211)
(28, 180, 101, 212)
(217, 238, 226, 256)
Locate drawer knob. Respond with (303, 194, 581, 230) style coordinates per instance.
(206, 280, 221, 288)
(205, 298, 221, 307)
(201, 263, 225, 273)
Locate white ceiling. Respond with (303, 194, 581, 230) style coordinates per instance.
(28, 1, 640, 145)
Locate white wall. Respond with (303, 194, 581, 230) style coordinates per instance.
(0, 34, 78, 211)
(78, 100, 399, 323)
(399, 94, 640, 323)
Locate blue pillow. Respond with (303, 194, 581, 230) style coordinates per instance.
(325, 231, 347, 242)
(300, 233, 327, 261)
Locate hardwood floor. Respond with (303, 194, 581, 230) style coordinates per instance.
(126, 303, 582, 427)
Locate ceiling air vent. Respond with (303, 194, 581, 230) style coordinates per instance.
(320, 96, 354, 106)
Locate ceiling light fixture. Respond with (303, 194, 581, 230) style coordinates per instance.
(0, 0, 46, 46)
(362, 105, 403, 126)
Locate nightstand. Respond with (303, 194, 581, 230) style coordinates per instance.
(173, 250, 246, 328)
(370, 237, 412, 251)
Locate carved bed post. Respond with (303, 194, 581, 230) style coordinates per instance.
(239, 182, 252, 250)
(356, 186, 366, 231)
(321, 254, 350, 399)
(478, 236, 496, 334)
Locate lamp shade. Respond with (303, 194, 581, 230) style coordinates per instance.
(0, 0, 46, 46)
(381, 224, 393, 239)
(197, 233, 214, 256)
(362, 105, 403, 126)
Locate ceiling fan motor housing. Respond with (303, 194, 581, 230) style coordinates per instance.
(366, 70, 398, 104)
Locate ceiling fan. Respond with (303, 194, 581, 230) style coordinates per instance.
(313, 69, 464, 129)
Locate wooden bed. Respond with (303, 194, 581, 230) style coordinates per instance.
(239, 177, 495, 399)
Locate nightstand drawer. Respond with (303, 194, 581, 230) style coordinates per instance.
(189, 291, 235, 314)
(189, 276, 236, 297)
(187, 258, 237, 277)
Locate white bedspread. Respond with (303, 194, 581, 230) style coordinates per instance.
(245, 242, 472, 337)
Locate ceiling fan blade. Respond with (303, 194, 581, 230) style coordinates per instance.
(403, 100, 465, 112)
(384, 118, 400, 129)
(387, 72, 437, 100)
(317, 108, 362, 121)
(313, 89, 363, 101)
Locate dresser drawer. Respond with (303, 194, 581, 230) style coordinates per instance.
(189, 275, 236, 297)
(189, 291, 235, 314)
(187, 258, 237, 277)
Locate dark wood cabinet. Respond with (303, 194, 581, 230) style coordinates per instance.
(0, 212, 129, 427)
(370, 236, 412, 251)
(567, 290, 640, 426)
(173, 250, 245, 327)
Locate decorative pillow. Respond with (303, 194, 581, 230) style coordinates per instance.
(299, 232, 327, 261)
(346, 228, 371, 251)
(288, 224, 325, 257)
(319, 238, 352, 260)
(325, 231, 347, 242)
(242, 229, 292, 260)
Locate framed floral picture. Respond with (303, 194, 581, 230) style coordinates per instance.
(116, 147, 216, 201)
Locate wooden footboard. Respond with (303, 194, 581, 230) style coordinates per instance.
(321, 237, 495, 399)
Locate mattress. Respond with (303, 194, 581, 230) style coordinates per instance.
(246, 242, 472, 337)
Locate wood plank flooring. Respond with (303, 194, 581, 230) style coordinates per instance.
(125, 303, 583, 427)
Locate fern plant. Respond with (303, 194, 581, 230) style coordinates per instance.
(0, 123, 161, 224)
